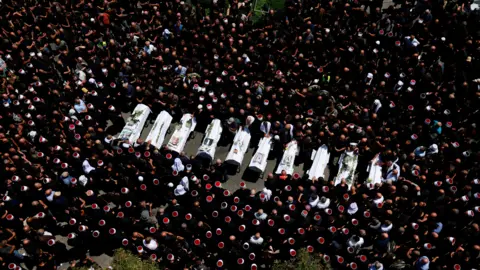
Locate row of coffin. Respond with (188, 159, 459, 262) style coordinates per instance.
(117, 105, 385, 187)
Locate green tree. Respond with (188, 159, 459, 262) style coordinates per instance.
(75, 249, 158, 270)
(109, 249, 158, 270)
(273, 248, 331, 270)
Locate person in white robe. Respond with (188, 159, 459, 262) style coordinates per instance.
(172, 158, 185, 172)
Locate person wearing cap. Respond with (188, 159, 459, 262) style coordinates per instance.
(223, 116, 240, 145)
(139, 200, 158, 227)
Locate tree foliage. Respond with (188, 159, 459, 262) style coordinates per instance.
(74, 249, 157, 270)
(109, 249, 158, 270)
(273, 248, 331, 270)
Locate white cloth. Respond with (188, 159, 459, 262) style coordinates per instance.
(373, 99, 382, 113)
(46, 192, 55, 202)
(167, 114, 197, 153)
(381, 223, 393, 232)
(242, 54, 251, 63)
(260, 121, 271, 134)
(118, 104, 151, 144)
(414, 146, 426, 157)
(373, 196, 385, 205)
(245, 115, 255, 127)
(143, 239, 158, 250)
(249, 236, 264, 245)
(275, 140, 297, 175)
(385, 163, 400, 182)
(196, 119, 223, 160)
(174, 185, 186, 196)
(226, 127, 251, 166)
(82, 160, 96, 174)
(309, 196, 319, 208)
(79, 175, 88, 186)
(254, 212, 268, 220)
(317, 198, 330, 209)
(308, 145, 330, 180)
(348, 236, 364, 248)
(262, 188, 272, 201)
(347, 202, 359, 215)
(180, 176, 189, 191)
(146, 111, 173, 148)
(172, 158, 185, 172)
(249, 137, 272, 173)
(428, 144, 438, 155)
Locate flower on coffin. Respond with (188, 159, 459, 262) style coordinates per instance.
(130, 109, 143, 123)
(185, 117, 193, 128)
(154, 122, 164, 144)
(339, 153, 358, 185)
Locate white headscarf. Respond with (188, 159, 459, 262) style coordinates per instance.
(46, 191, 55, 202)
(180, 176, 189, 191)
(143, 239, 158, 250)
(174, 185, 186, 196)
(79, 175, 88, 186)
(348, 236, 364, 248)
(428, 144, 438, 155)
(373, 195, 384, 205)
(316, 197, 330, 209)
(308, 195, 319, 207)
(381, 223, 393, 232)
(82, 160, 95, 174)
(373, 99, 382, 113)
(260, 121, 271, 135)
(386, 163, 400, 182)
(246, 115, 255, 127)
(172, 158, 185, 172)
(254, 211, 268, 220)
(288, 126, 294, 139)
(261, 188, 272, 201)
(347, 202, 358, 215)
(414, 146, 426, 157)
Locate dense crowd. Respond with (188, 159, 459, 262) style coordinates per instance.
(1, 0, 480, 269)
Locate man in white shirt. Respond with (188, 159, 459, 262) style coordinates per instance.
(254, 209, 267, 220)
(249, 233, 264, 245)
(143, 236, 158, 251)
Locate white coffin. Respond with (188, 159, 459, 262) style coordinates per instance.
(275, 140, 298, 175)
(167, 114, 197, 154)
(366, 153, 383, 188)
(196, 119, 223, 160)
(145, 111, 173, 149)
(307, 145, 330, 180)
(118, 104, 151, 144)
(225, 127, 251, 166)
(334, 150, 359, 190)
(249, 136, 272, 173)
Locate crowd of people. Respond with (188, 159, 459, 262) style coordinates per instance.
(1, 0, 480, 269)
